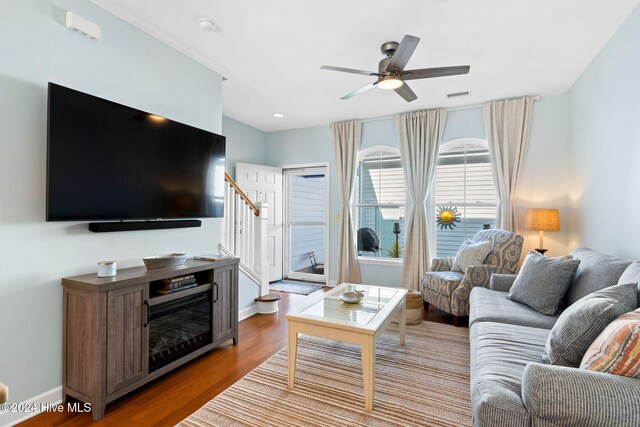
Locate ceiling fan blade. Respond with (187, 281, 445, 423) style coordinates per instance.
(394, 83, 417, 102)
(386, 35, 420, 73)
(321, 65, 376, 76)
(341, 82, 377, 100)
(402, 65, 470, 80)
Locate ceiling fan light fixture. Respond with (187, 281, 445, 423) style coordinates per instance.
(378, 76, 403, 90)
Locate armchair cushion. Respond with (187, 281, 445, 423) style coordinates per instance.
(522, 362, 640, 427)
(507, 251, 580, 315)
(451, 240, 492, 273)
(425, 271, 465, 296)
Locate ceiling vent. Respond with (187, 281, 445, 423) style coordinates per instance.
(447, 91, 469, 98)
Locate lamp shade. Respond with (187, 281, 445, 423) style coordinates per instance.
(525, 209, 560, 231)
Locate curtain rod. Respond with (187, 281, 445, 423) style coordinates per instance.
(356, 95, 541, 124)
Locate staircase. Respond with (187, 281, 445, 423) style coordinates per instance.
(221, 173, 270, 298)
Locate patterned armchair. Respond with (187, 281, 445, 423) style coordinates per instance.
(422, 229, 523, 324)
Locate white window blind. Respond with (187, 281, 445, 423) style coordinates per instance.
(433, 141, 497, 257)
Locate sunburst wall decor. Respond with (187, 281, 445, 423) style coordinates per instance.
(436, 206, 461, 230)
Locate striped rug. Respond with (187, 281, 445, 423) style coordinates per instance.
(180, 322, 471, 427)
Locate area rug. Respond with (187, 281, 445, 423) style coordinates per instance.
(269, 280, 323, 295)
(180, 322, 471, 427)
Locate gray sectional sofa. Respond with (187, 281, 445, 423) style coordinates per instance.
(468, 247, 640, 427)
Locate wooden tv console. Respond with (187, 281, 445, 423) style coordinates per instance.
(61, 258, 239, 420)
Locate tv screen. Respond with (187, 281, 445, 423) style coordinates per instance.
(47, 83, 225, 221)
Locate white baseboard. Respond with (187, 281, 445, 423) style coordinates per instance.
(238, 303, 257, 322)
(0, 386, 62, 427)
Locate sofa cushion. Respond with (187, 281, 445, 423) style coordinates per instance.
(543, 282, 638, 367)
(564, 247, 633, 306)
(470, 287, 561, 329)
(470, 322, 550, 427)
(422, 270, 464, 295)
(507, 251, 580, 315)
(617, 261, 640, 308)
(451, 240, 492, 273)
(580, 308, 640, 378)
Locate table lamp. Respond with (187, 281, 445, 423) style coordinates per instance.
(525, 209, 560, 255)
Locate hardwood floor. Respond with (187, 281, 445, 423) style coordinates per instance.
(22, 288, 464, 426)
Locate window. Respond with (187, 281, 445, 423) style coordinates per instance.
(355, 147, 405, 260)
(433, 139, 497, 257)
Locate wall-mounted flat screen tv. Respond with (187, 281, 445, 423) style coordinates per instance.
(46, 83, 225, 221)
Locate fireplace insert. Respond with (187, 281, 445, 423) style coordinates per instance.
(148, 289, 212, 372)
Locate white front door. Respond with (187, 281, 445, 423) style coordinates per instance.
(235, 163, 283, 282)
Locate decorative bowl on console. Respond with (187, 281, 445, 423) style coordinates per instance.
(143, 253, 187, 269)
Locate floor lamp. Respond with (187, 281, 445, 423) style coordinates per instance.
(525, 209, 560, 255)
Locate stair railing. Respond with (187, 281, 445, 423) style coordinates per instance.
(222, 173, 269, 296)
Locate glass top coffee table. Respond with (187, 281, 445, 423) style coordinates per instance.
(286, 283, 407, 411)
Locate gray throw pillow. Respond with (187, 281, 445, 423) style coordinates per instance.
(507, 251, 580, 315)
(542, 282, 638, 367)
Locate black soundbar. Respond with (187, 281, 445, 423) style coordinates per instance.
(88, 219, 202, 233)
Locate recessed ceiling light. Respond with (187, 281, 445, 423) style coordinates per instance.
(199, 19, 217, 32)
(272, 113, 285, 118)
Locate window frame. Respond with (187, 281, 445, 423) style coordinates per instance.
(431, 138, 497, 257)
(354, 145, 406, 266)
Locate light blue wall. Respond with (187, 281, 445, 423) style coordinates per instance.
(222, 115, 268, 180)
(442, 107, 486, 142)
(517, 94, 571, 257)
(567, 6, 640, 258)
(0, 0, 223, 404)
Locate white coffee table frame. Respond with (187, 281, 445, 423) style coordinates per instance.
(286, 283, 407, 411)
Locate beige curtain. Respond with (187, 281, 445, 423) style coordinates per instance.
(483, 96, 535, 231)
(396, 109, 447, 291)
(333, 120, 362, 284)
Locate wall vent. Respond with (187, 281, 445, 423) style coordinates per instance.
(65, 12, 101, 40)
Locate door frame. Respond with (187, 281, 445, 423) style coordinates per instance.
(282, 162, 330, 285)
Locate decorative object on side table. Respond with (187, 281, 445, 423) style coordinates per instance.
(525, 209, 560, 255)
(143, 253, 187, 269)
(97, 261, 117, 277)
(339, 290, 365, 304)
